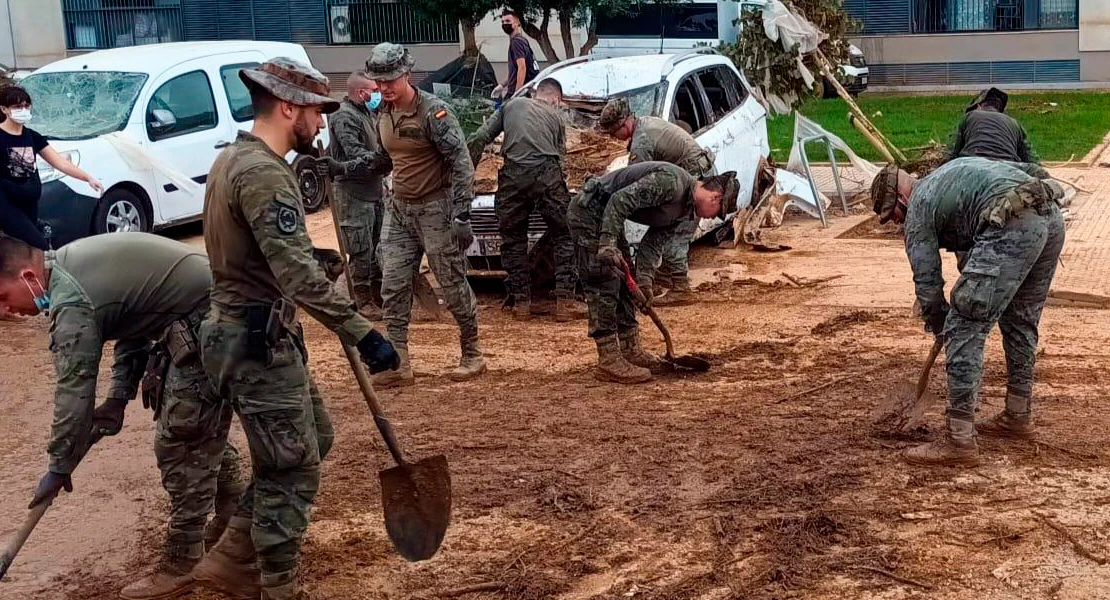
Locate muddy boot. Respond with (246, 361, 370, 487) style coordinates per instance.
(618, 328, 663, 372)
(205, 478, 247, 550)
(260, 570, 297, 600)
(903, 416, 979, 467)
(654, 275, 696, 306)
(555, 297, 587, 323)
(192, 516, 260, 600)
(372, 347, 414, 389)
(595, 335, 652, 384)
(353, 285, 383, 320)
(450, 337, 487, 381)
(976, 393, 1034, 439)
(513, 299, 532, 321)
(119, 533, 203, 600)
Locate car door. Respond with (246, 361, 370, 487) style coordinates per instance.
(217, 59, 262, 135)
(690, 64, 767, 210)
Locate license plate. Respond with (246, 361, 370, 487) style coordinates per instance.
(861, 76, 868, 85)
(478, 236, 501, 255)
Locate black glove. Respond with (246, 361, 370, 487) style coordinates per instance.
(597, 245, 623, 270)
(356, 330, 400, 374)
(313, 156, 344, 179)
(924, 306, 949, 338)
(91, 397, 128, 438)
(452, 216, 474, 253)
(29, 471, 72, 509)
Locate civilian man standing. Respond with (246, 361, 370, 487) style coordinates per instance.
(495, 10, 538, 100)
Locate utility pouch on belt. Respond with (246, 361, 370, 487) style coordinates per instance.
(141, 343, 171, 421)
(164, 320, 199, 367)
(245, 305, 270, 362)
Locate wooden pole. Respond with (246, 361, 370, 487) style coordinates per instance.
(814, 49, 906, 164)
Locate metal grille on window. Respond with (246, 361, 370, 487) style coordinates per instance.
(1040, 0, 1078, 28)
(63, 0, 183, 50)
(910, 0, 1076, 33)
(324, 0, 459, 45)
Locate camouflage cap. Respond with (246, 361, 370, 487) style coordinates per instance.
(597, 98, 631, 133)
(871, 164, 903, 224)
(967, 87, 1009, 113)
(365, 43, 415, 82)
(701, 171, 740, 219)
(239, 57, 340, 114)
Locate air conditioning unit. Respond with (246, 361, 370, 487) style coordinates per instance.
(330, 5, 351, 44)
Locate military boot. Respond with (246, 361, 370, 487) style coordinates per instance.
(654, 275, 696, 306)
(450, 337, 487, 381)
(595, 335, 652, 384)
(372, 347, 414, 389)
(204, 478, 247, 550)
(555, 297, 587, 323)
(191, 516, 260, 600)
(353, 285, 383, 320)
(512, 298, 532, 321)
(903, 416, 979, 467)
(260, 569, 297, 600)
(119, 532, 203, 600)
(618, 328, 663, 372)
(977, 393, 1034, 439)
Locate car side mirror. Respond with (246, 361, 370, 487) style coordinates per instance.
(149, 109, 177, 132)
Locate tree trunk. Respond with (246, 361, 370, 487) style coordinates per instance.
(521, 9, 561, 63)
(461, 17, 479, 57)
(578, 11, 598, 56)
(558, 10, 574, 60)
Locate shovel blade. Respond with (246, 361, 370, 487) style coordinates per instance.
(379, 454, 451, 562)
(873, 381, 937, 434)
(670, 354, 711, 372)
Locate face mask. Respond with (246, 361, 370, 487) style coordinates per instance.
(365, 91, 382, 111)
(501, 23, 515, 35)
(23, 275, 50, 314)
(8, 108, 31, 124)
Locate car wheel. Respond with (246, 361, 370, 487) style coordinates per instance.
(93, 188, 150, 235)
(294, 155, 327, 213)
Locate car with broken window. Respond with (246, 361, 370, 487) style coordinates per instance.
(467, 48, 773, 272)
(21, 41, 328, 247)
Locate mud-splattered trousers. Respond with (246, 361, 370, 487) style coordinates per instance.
(199, 312, 334, 574)
(333, 180, 384, 304)
(379, 190, 480, 353)
(940, 203, 1065, 418)
(48, 302, 243, 548)
(496, 159, 576, 302)
(567, 190, 638, 339)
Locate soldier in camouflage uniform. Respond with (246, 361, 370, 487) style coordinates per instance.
(568, 162, 738, 384)
(467, 77, 584, 322)
(598, 98, 716, 306)
(366, 43, 485, 387)
(195, 58, 398, 600)
(317, 70, 391, 319)
(872, 156, 1065, 467)
(0, 232, 244, 600)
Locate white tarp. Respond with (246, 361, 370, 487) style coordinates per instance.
(761, 0, 827, 95)
(782, 112, 881, 220)
(100, 132, 200, 197)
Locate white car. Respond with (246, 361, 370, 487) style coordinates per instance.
(23, 41, 328, 247)
(467, 49, 770, 270)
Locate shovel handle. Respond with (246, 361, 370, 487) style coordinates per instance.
(619, 260, 676, 359)
(341, 344, 407, 467)
(316, 141, 358, 303)
(915, 338, 944, 401)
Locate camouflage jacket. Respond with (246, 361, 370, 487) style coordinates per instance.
(590, 162, 696, 244)
(628, 116, 712, 174)
(328, 97, 390, 190)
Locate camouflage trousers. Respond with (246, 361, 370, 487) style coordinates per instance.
(495, 160, 576, 300)
(380, 190, 479, 351)
(333, 181, 383, 303)
(634, 217, 697, 288)
(942, 203, 1065, 418)
(199, 315, 333, 574)
(568, 191, 638, 339)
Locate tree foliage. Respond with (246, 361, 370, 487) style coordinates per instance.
(408, 0, 501, 55)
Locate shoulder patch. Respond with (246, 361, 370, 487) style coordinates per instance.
(434, 109, 447, 119)
(276, 203, 299, 235)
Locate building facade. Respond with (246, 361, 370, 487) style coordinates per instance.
(0, 0, 67, 70)
(848, 0, 1110, 88)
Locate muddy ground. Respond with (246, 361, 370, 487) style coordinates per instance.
(3, 203, 1110, 600)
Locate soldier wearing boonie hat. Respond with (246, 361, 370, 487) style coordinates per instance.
(948, 85, 1038, 167)
(194, 57, 398, 600)
(363, 42, 486, 388)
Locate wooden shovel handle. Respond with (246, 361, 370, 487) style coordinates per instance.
(619, 260, 676, 360)
(342, 343, 407, 467)
(915, 338, 944, 402)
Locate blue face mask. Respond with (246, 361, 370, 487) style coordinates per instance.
(365, 91, 382, 111)
(23, 276, 50, 314)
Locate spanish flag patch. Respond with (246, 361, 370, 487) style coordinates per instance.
(434, 109, 447, 119)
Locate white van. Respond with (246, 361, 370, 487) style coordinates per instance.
(22, 41, 328, 247)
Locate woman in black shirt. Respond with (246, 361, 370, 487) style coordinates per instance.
(0, 85, 103, 249)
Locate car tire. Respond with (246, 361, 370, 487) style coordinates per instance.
(294, 154, 327, 213)
(93, 188, 151, 235)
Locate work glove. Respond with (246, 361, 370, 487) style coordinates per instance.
(29, 471, 73, 509)
(924, 306, 949, 339)
(356, 330, 400, 374)
(312, 248, 345, 282)
(492, 84, 505, 99)
(597, 244, 624, 270)
(452, 215, 474, 253)
(312, 156, 344, 179)
(91, 397, 128, 438)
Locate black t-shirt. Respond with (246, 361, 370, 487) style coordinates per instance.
(0, 127, 49, 198)
(506, 35, 538, 95)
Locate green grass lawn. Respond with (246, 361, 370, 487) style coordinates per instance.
(766, 91, 1110, 164)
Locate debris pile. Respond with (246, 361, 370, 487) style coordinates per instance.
(474, 128, 628, 194)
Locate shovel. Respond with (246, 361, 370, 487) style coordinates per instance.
(619, 260, 710, 373)
(874, 337, 943, 433)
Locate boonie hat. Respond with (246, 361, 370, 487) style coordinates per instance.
(597, 98, 631, 133)
(365, 43, 415, 82)
(239, 57, 339, 114)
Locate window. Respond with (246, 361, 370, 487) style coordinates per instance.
(596, 2, 719, 40)
(910, 0, 1078, 34)
(221, 63, 258, 123)
(717, 66, 750, 108)
(147, 70, 218, 141)
(671, 78, 709, 134)
(697, 67, 745, 121)
(63, 0, 183, 50)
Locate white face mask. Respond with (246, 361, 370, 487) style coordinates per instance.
(8, 108, 31, 124)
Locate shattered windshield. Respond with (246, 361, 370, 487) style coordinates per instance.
(21, 71, 148, 140)
(614, 83, 667, 118)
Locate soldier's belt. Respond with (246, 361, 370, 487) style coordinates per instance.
(211, 299, 304, 363)
(394, 187, 450, 205)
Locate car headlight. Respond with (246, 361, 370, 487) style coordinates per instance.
(37, 150, 80, 184)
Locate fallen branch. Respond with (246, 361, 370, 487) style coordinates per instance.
(774, 365, 885, 404)
(781, 272, 803, 287)
(439, 582, 504, 597)
(854, 565, 934, 590)
(975, 526, 1039, 546)
(1036, 513, 1108, 565)
(1035, 440, 1101, 461)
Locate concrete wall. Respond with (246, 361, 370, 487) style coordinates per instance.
(0, 0, 67, 69)
(1079, 0, 1110, 52)
(305, 43, 459, 76)
(854, 30, 1080, 65)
